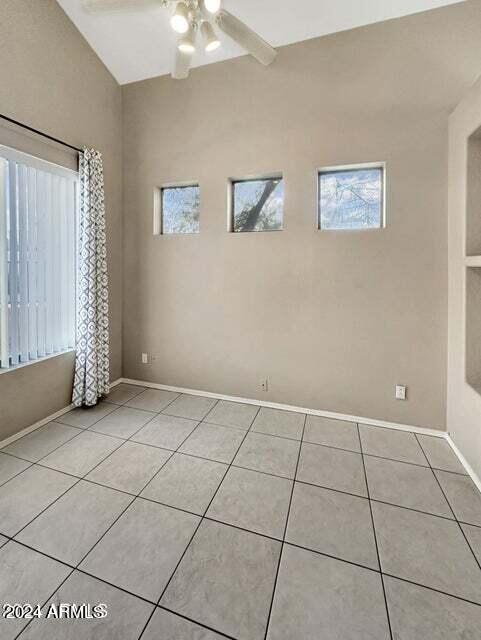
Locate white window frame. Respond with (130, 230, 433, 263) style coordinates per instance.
(317, 162, 386, 231)
(0, 145, 78, 373)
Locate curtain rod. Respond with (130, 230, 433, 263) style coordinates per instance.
(0, 113, 82, 154)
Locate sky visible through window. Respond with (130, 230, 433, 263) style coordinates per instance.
(162, 185, 200, 234)
(233, 178, 284, 232)
(319, 168, 383, 230)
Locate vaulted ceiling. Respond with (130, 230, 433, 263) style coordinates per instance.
(57, 0, 466, 84)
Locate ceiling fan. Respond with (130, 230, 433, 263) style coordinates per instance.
(82, 0, 277, 79)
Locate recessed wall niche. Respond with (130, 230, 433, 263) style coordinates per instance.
(466, 127, 481, 256)
(465, 127, 481, 394)
(466, 267, 481, 394)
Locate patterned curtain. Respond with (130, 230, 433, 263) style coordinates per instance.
(72, 148, 110, 407)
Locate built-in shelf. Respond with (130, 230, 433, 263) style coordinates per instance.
(466, 266, 481, 394)
(465, 127, 481, 394)
(465, 255, 481, 267)
(466, 131, 481, 257)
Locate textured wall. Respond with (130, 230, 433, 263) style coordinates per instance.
(0, 0, 122, 440)
(122, 2, 481, 430)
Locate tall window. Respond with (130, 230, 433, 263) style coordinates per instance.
(319, 164, 385, 230)
(0, 146, 78, 370)
(231, 176, 284, 232)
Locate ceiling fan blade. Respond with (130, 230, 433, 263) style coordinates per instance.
(216, 10, 277, 66)
(172, 48, 193, 80)
(82, 0, 163, 13)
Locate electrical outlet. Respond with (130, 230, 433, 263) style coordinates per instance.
(395, 384, 407, 400)
(141, 353, 150, 364)
(260, 378, 269, 392)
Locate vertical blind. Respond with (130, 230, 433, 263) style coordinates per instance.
(0, 145, 78, 369)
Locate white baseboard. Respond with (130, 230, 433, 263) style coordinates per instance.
(122, 377, 481, 491)
(445, 434, 481, 494)
(120, 377, 444, 438)
(0, 378, 122, 449)
(3, 375, 480, 496)
(0, 403, 75, 449)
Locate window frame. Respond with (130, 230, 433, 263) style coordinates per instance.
(229, 173, 284, 233)
(154, 182, 201, 236)
(0, 144, 78, 374)
(317, 162, 386, 232)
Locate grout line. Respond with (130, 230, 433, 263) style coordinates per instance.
(72, 568, 158, 607)
(35, 400, 173, 480)
(8, 404, 169, 550)
(0, 517, 393, 588)
(8, 474, 85, 541)
(293, 478, 457, 522)
(444, 433, 481, 493)
(54, 402, 118, 429)
(1, 404, 222, 555)
(13, 565, 77, 640)
(3, 429, 471, 479)
(283, 540, 379, 574)
(7, 399, 481, 638)
(137, 400, 226, 640)
(7, 446, 481, 546)
(28, 402, 133, 468)
(70, 404, 211, 576)
(230, 461, 295, 481)
(7, 506, 481, 622)
(9, 406, 183, 637)
(135, 408, 221, 502)
(108, 383, 149, 405)
(381, 573, 481, 608)
(358, 423, 394, 640)
(248, 428, 303, 442)
(120, 378, 445, 438)
(415, 434, 481, 573)
(0, 458, 34, 488)
(156, 605, 237, 640)
(7, 494, 481, 638)
(9, 482, 471, 581)
(0, 401, 80, 451)
(120, 379, 479, 493)
(198, 420, 250, 434)
(137, 399, 258, 640)
(85, 414, 159, 439)
(0, 426, 86, 468)
(262, 414, 306, 640)
(426, 465, 471, 479)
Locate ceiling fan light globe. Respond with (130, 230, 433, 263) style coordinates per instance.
(171, 16, 189, 33)
(204, 0, 221, 14)
(171, 2, 190, 33)
(178, 26, 196, 54)
(178, 41, 196, 53)
(206, 39, 220, 52)
(200, 21, 220, 53)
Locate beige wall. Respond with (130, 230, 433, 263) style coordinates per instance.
(447, 74, 481, 479)
(122, 2, 481, 430)
(0, 0, 122, 440)
(3, 1, 481, 440)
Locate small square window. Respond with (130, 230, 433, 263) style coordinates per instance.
(160, 184, 200, 234)
(231, 177, 284, 232)
(319, 165, 384, 230)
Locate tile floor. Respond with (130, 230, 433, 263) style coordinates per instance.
(0, 383, 480, 639)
